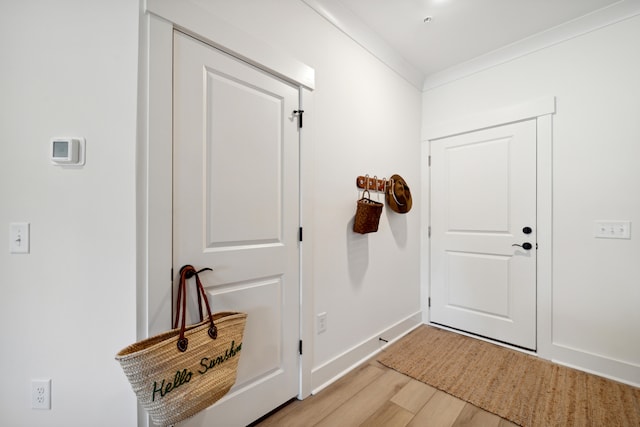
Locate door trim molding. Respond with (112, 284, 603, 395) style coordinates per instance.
(138, 5, 316, 425)
(146, 0, 315, 90)
(137, 14, 174, 427)
(423, 96, 555, 141)
(422, 96, 555, 360)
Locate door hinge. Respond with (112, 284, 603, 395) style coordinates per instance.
(293, 110, 304, 129)
(428, 226, 431, 238)
(299, 227, 303, 242)
(428, 155, 431, 167)
(428, 297, 431, 308)
(299, 340, 303, 355)
(171, 268, 174, 280)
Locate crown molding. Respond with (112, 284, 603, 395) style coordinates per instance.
(422, 0, 640, 91)
(300, 0, 640, 93)
(301, 0, 424, 90)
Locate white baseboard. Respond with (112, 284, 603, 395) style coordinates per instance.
(429, 321, 640, 388)
(311, 312, 422, 394)
(550, 343, 640, 388)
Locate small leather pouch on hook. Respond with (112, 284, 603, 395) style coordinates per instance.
(353, 189, 383, 234)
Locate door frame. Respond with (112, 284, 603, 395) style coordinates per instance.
(137, 2, 316, 425)
(421, 96, 555, 357)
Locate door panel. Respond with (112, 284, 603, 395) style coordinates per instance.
(447, 252, 510, 317)
(204, 68, 282, 247)
(430, 120, 537, 350)
(173, 30, 300, 425)
(447, 138, 510, 231)
(207, 278, 283, 385)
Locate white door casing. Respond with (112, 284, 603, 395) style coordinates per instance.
(173, 30, 300, 425)
(430, 119, 537, 350)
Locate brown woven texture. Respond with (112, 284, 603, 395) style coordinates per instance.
(379, 325, 640, 427)
(116, 312, 247, 426)
(353, 198, 383, 234)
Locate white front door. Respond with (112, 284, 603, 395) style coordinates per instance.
(173, 31, 300, 425)
(430, 120, 537, 350)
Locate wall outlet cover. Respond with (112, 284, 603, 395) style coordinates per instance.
(31, 379, 51, 410)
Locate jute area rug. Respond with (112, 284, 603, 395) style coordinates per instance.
(378, 326, 640, 427)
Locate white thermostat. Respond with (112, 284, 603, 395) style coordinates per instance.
(50, 137, 85, 165)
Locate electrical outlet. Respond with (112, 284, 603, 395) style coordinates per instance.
(31, 379, 51, 410)
(317, 312, 327, 334)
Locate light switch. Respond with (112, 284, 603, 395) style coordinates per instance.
(594, 221, 631, 239)
(10, 223, 30, 253)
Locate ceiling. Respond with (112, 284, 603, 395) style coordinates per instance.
(306, 0, 639, 86)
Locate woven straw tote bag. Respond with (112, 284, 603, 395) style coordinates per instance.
(116, 265, 247, 426)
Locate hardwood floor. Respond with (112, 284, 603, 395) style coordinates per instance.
(252, 354, 519, 427)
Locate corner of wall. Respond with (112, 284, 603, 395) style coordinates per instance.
(310, 312, 422, 394)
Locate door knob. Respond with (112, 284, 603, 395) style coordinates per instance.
(512, 242, 533, 250)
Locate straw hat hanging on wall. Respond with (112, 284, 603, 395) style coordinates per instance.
(386, 174, 412, 214)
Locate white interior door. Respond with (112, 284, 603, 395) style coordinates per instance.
(173, 30, 300, 425)
(430, 120, 537, 350)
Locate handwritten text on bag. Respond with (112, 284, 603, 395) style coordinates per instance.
(152, 340, 243, 401)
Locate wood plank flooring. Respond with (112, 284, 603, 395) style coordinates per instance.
(252, 355, 519, 427)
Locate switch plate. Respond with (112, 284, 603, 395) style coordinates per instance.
(317, 312, 327, 334)
(594, 221, 631, 239)
(10, 223, 30, 253)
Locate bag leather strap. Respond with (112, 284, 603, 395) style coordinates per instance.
(174, 265, 218, 352)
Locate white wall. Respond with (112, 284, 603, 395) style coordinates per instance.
(0, 1, 139, 426)
(422, 15, 640, 385)
(188, 0, 423, 389)
(1, 1, 422, 425)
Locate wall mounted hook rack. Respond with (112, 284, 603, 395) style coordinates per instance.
(356, 175, 387, 192)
